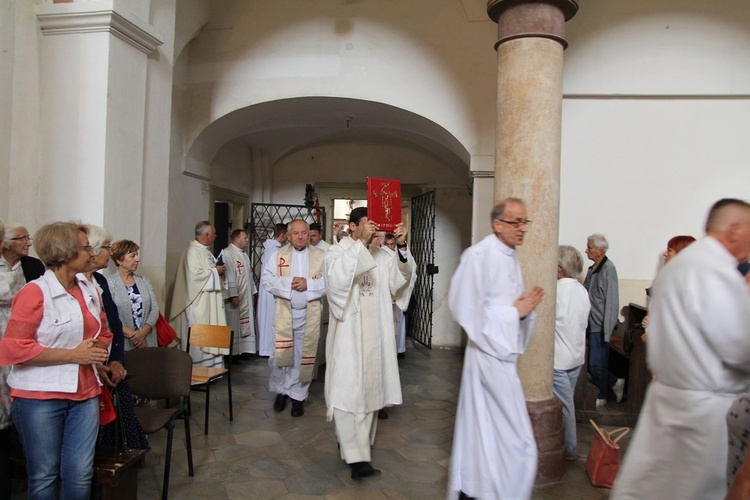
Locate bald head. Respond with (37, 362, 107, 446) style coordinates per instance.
(705, 198, 750, 262)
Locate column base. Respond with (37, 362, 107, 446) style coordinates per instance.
(527, 396, 565, 484)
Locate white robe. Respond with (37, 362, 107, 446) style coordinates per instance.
(324, 237, 414, 414)
(256, 238, 283, 356)
(448, 234, 537, 500)
(220, 243, 256, 355)
(613, 236, 750, 499)
(381, 246, 416, 354)
(315, 240, 331, 251)
(169, 240, 227, 368)
(263, 246, 325, 400)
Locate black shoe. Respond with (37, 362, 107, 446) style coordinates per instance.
(458, 491, 475, 500)
(350, 462, 381, 479)
(397, 352, 405, 359)
(240, 353, 252, 360)
(377, 409, 389, 420)
(291, 399, 304, 417)
(273, 394, 288, 413)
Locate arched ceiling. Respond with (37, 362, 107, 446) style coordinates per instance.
(186, 97, 471, 177)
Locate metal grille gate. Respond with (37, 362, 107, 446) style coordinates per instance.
(248, 203, 326, 289)
(408, 190, 437, 348)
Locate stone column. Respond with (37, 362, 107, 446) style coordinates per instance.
(487, 0, 578, 483)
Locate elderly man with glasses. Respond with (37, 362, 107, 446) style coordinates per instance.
(1, 224, 45, 284)
(448, 198, 544, 500)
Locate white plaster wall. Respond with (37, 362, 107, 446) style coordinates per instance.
(165, 45, 211, 313)
(433, 187, 473, 347)
(0, 0, 43, 228)
(565, 0, 750, 96)
(184, 0, 498, 159)
(140, 0, 183, 306)
(211, 139, 252, 196)
(561, 98, 750, 307)
(272, 140, 466, 204)
(561, 0, 750, 312)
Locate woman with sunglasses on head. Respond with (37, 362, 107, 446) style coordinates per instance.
(0, 222, 112, 499)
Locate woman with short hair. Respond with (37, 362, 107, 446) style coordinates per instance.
(107, 240, 159, 350)
(0, 222, 112, 499)
(83, 226, 150, 451)
(553, 245, 591, 462)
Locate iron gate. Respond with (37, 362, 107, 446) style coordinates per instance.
(248, 203, 326, 289)
(408, 190, 437, 348)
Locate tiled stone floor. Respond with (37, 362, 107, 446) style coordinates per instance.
(128, 343, 619, 499)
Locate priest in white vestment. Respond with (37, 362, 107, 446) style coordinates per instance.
(256, 223, 288, 356)
(220, 229, 256, 359)
(448, 198, 544, 500)
(169, 221, 227, 368)
(324, 207, 415, 480)
(263, 220, 325, 417)
(613, 198, 750, 499)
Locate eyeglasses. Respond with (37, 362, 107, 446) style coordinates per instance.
(81, 245, 94, 253)
(498, 219, 532, 228)
(10, 236, 32, 243)
(92, 245, 111, 255)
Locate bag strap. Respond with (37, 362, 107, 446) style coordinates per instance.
(609, 427, 631, 444)
(589, 419, 614, 446)
(590, 420, 630, 447)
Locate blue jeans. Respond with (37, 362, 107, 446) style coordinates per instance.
(587, 331, 617, 399)
(553, 366, 582, 456)
(12, 397, 99, 500)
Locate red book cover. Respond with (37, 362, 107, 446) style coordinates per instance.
(367, 177, 402, 232)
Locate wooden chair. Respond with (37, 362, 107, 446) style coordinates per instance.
(125, 347, 194, 500)
(187, 324, 234, 434)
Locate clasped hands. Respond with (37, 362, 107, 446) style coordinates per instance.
(123, 326, 149, 348)
(291, 277, 308, 292)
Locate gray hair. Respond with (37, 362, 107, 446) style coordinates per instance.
(195, 221, 212, 238)
(84, 224, 113, 254)
(3, 223, 27, 243)
(558, 245, 584, 279)
(587, 233, 609, 252)
(491, 198, 525, 223)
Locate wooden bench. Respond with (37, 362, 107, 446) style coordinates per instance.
(11, 442, 146, 500)
(575, 303, 651, 426)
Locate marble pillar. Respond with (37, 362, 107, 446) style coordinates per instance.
(487, 0, 579, 483)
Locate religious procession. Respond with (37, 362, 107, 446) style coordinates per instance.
(2, 1, 750, 499)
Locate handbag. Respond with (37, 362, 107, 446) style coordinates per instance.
(155, 313, 177, 347)
(99, 383, 116, 426)
(585, 419, 630, 488)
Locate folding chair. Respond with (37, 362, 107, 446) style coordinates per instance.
(125, 347, 194, 500)
(187, 324, 234, 434)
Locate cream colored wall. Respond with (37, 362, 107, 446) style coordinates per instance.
(183, 0, 498, 165)
(560, 0, 750, 315)
(0, 0, 43, 228)
(271, 140, 466, 204)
